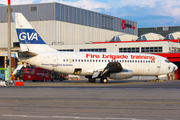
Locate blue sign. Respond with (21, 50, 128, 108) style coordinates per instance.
(16, 29, 46, 44)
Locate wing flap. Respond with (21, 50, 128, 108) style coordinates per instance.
(92, 71, 101, 78)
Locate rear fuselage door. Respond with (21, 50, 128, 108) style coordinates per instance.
(52, 55, 58, 67)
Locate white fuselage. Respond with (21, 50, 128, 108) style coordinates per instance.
(12, 12, 178, 81)
(19, 51, 176, 77)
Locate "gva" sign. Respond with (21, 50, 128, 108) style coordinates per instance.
(19, 32, 38, 41)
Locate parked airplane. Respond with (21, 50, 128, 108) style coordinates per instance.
(12, 12, 178, 83)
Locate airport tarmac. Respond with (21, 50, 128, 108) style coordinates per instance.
(0, 80, 180, 120)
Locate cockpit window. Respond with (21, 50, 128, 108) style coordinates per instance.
(165, 59, 170, 63)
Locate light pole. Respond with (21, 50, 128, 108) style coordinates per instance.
(7, 0, 11, 81)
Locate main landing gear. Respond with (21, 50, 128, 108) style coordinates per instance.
(88, 77, 108, 83)
(100, 77, 108, 83)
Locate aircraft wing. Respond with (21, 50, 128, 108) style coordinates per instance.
(92, 71, 101, 78)
(100, 62, 123, 76)
(92, 62, 123, 78)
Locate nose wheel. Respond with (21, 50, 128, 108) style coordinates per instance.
(156, 75, 160, 80)
(100, 77, 108, 83)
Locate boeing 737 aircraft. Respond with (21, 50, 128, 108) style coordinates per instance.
(12, 12, 178, 83)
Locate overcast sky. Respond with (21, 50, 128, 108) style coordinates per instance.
(1, 0, 180, 28)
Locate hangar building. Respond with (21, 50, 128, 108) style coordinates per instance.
(0, 2, 137, 48)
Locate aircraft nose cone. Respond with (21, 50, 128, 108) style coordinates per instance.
(174, 64, 178, 71)
(169, 63, 178, 72)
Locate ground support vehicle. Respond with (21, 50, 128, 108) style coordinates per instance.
(0, 68, 5, 80)
(23, 67, 51, 82)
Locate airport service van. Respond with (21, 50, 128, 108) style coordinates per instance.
(23, 67, 51, 82)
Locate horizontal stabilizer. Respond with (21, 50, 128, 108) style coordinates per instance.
(18, 51, 38, 57)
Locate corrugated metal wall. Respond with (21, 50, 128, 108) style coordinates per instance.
(0, 20, 124, 48)
(54, 20, 126, 45)
(0, 23, 10, 48)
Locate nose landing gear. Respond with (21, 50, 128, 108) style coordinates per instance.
(88, 78, 96, 83)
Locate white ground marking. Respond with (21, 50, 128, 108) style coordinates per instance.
(52, 116, 102, 119)
(2, 115, 49, 118)
(2, 115, 145, 120)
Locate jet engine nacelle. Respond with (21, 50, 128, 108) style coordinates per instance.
(109, 69, 133, 79)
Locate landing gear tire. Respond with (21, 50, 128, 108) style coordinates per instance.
(100, 77, 108, 83)
(88, 78, 96, 83)
(60, 77, 64, 81)
(156, 75, 160, 80)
